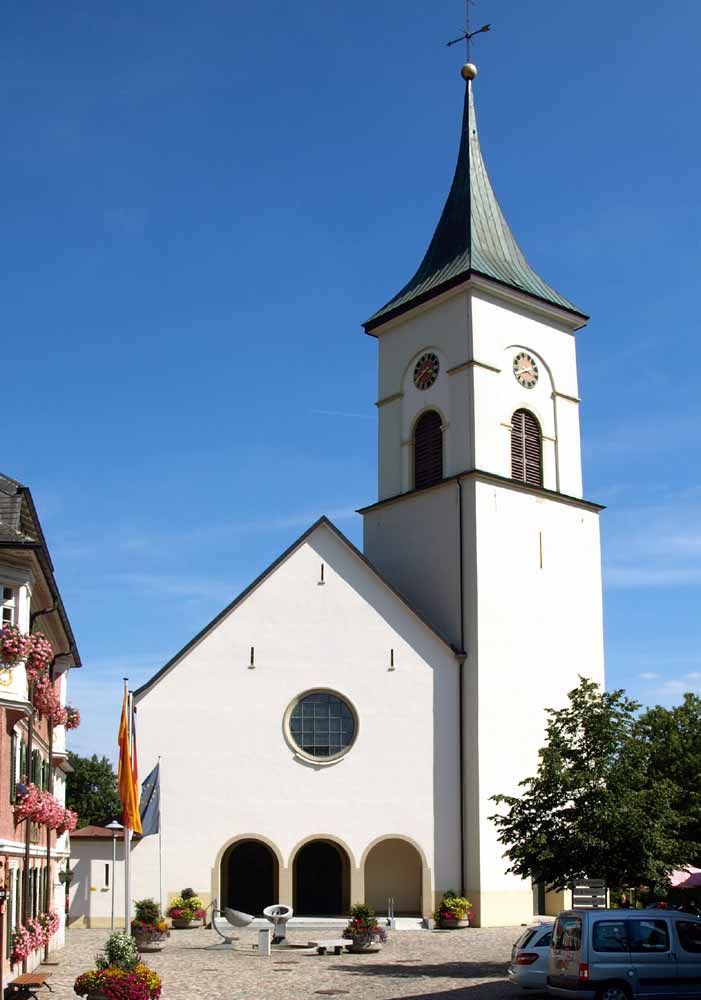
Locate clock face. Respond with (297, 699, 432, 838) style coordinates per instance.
(413, 352, 440, 391)
(513, 352, 539, 389)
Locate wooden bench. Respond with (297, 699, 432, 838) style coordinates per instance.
(5, 973, 52, 1000)
(313, 938, 349, 955)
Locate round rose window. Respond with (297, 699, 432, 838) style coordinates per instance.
(288, 691, 356, 759)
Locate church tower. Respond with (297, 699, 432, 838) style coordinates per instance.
(360, 69, 606, 926)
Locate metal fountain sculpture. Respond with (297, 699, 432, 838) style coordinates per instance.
(263, 904, 293, 944)
(207, 901, 294, 950)
(208, 900, 254, 949)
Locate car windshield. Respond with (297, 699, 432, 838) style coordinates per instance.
(534, 930, 552, 948)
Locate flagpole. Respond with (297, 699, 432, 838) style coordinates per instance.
(124, 680, 132, 932)
(158, 754, 163, 914)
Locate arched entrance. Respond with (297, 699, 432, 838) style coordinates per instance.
(221, 840, 278, 915)
(364, 838, 422, 915)
(294, 840, 350, 916)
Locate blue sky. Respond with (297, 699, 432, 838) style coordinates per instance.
(2, 0, 700, 762)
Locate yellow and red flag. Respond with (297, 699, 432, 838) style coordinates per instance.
(118, 687, 142, 834)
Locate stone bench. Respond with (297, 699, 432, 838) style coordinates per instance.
(313, 938, 348, 955)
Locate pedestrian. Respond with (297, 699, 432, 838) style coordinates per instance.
(619, 892, 631, 909)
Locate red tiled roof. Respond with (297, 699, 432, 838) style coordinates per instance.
(72, 825, 123, 839)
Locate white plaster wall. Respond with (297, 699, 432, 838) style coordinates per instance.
(374, 284, 586, 503)
(0, 563, 33, 703)
(69, 839, 126, 927)
(377, 292, 471, 500)
(133, 523, 461, 910)
(470, 290, 583, 498)
(362, 483, 462, 650)
(463, 477, 605, 923)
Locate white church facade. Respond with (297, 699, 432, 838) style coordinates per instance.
(129, 69, 605, 928)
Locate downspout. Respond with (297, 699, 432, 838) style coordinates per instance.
(21, 698, 34, 973)
(457, 477, 466, 898)
(43, 661, 55, 963)
(29, 605, 56, 632)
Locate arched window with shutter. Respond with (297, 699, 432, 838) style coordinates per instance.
(511, 409, 543, 487)
(413, 410, 443, 489)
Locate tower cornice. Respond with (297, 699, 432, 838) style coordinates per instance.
(357, 469, 605, 516)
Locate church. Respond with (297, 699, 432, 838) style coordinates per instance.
(130, 65, 605, 928)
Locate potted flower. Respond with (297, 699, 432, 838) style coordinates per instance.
(0, 624, 31, 670)
(74, 931, 161, 1000)
(131, 899, 169, 953)
(342, 903, 388, 953)
(65, 705, 81, 729)
(167, 889, 205, 929)
(435, 890, 473, 929)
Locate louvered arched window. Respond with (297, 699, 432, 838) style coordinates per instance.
(413, 410, 443, 489)
(511, 409, 543, 487)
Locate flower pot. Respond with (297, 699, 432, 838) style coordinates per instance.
(132, 930, 167, 952)
(345, 936, 383, 954)
(439, 917, 469, 929)
(171, 918, 196, 929)
(83, 992, 109, 1000)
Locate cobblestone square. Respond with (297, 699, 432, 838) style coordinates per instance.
(43, 925, 523, 1000)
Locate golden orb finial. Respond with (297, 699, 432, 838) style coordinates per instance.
(461, 62, 478, 81)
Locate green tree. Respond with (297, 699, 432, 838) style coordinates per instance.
(637, 694, 701, 865)
(490, 677, 688, 891)
(66, 753, 121, 828)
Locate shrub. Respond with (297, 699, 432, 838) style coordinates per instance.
(131, 899, 168, 937)
(96, 931, 139, 971)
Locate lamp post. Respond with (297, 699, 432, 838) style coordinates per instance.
(106, 821, 123, 931)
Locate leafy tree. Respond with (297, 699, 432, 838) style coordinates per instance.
(66, 752, 121, 828)
(490, 677, 688, 891)
(637, 694, 701, 865)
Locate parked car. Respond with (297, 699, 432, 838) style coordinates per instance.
(547, 907, 701, 1000)
(509, 923, 553, 990)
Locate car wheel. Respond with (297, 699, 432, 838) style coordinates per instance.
(597, 984, 631, 1000)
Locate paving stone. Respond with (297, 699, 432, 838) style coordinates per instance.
(43, 924, 524, 1000)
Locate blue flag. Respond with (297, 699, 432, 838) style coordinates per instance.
(139, 763, 160, 837)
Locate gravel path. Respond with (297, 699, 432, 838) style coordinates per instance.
(39, 924, 525, 1000)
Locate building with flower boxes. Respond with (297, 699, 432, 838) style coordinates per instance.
(0, 473, 81, 975)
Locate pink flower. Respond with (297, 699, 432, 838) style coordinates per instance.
(14, 785, 77, 831)
(65, 706, 80, 730)
(25, 633, 53, 683)
(0, 625, 31, 667)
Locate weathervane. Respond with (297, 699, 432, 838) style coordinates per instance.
(446, 0, 490, 80)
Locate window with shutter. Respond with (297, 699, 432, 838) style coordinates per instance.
(413, 410, 443, 489)
(20, 742, 27, 785)
(511, 409, 543, 487)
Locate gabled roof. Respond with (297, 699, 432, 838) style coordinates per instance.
(0, 472, 81, 666)
(364, 81, 586, 333)
(134, 516, 461, 699)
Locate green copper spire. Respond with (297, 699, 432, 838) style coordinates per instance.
(364, 81, 584, 333)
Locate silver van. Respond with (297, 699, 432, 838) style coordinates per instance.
(547, 908, 701, 1000)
